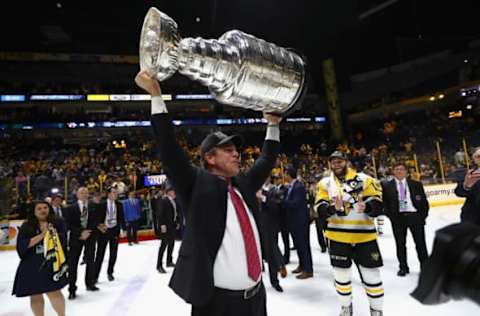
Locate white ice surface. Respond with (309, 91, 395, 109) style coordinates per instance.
(0, 205, 478, 315)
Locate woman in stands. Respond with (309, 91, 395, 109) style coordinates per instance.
(12, 201, 68, 316)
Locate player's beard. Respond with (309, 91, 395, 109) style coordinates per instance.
(333, 165, 347, 178)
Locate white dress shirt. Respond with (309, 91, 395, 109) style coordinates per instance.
(213, 187, 262, 290)
(395, 178, 417, 213)
(106, 199, 118, 228)
(78, 200, 89, 228)
(53, 206, 63, 218)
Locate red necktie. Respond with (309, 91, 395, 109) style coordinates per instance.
(227, 182, 261, 281)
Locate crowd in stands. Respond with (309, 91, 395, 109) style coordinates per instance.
(1, 103, 478, 221)
(0, 75, 207, 95)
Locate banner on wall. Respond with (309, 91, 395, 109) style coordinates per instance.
(144, 174, 167, 187)
(0, 220, 24, 250)
(424, 183, 465, 207)
(8, 220, 23, 246)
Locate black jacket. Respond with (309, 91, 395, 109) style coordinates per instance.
(382, 178, 429, 224)
(64, 202, 97, 244)
(283, 179, 309, 223)
(454, 172, 480, 225)
(152, 113, 279, 306)
(152, 196, 177, 239)
(95, 200, 126, 232)
(259, 185, 283, 264)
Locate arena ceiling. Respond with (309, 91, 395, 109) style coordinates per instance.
(1, 0, 478, 91)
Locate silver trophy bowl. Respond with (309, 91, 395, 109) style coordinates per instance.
(139, 7, 307, 114)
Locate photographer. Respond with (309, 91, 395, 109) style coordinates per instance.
(454, 147, 480, 225)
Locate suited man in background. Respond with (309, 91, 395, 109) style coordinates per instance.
(382, 162, 429, 276)
(275, 176, 291, 264)
(64, 187, 99, 299)
(258, 176, 287, 292)
(135, 69, 281, 316)
(282, 165, 313, 279)
(94, 186, 126, 282)
(50, 193, 64, 219)
(123, 191, 142, 245)
(153, 183, 178, 273)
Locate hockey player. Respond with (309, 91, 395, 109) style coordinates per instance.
(315, 151, 384, 316)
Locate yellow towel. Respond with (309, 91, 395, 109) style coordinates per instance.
(43, 225, 68, 281)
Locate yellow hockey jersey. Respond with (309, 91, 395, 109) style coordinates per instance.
(315, 168, 382, 244)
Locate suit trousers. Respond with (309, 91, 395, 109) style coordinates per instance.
(68, 235, 97, 293)
(279, 211, 290, 264)
(290, 218, 313, 273)
(95, 227, 120, 278)
(126, 220, 139, 243)
(157, 235, 175, 268)
(391, 213, 428, 270)
(267, 229, 284, 287)
(191, 282, 267, 316)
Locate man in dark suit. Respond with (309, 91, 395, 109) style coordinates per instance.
(64, 187, 99, 299)
(153, 184, 178, 273)
(271, 175, 291, 264)
(282, 165, 313, 279)
(50, 193, 64, 219)
(94, 186, 125, 282)
(258, 176, 287, 292)
(135, 70, 281, 316)
(382, 162, 429, 276)
(454, 147, 480, 225)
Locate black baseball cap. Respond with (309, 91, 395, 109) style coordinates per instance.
(328, 151, 348, 161)
(200, 131, 243, 158)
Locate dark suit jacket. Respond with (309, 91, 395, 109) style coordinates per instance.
(283, 179, 309, 224)
(64, 202, 98, 245)
(382, 178, 429, 225)
(454, 170, 480, 224)
(260, 185, 284, 268)
(152, 113, 279, 306)
(95, 200, 126, 233)
(152, 196, 177, 239)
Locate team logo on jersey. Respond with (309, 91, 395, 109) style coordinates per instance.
(371, 252, 380, 261)
(344, 177, 364, 203)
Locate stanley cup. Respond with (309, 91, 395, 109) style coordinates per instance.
(139, 7, 307, 114)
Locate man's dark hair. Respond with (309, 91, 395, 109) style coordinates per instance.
(201, 147, 217, 170)
(393, 162, 408, 169)
(285, 165, 297, 179)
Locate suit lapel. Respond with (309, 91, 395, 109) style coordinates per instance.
(390, 179, 399, 205)
(407, 179, 416, 206)
(76, 205, 82, 222)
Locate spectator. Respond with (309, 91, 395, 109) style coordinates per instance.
(12, 201, 68, 316)
(122, 191, 142, 245)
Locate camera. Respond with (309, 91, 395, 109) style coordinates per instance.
(411, 222, 480, 306)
